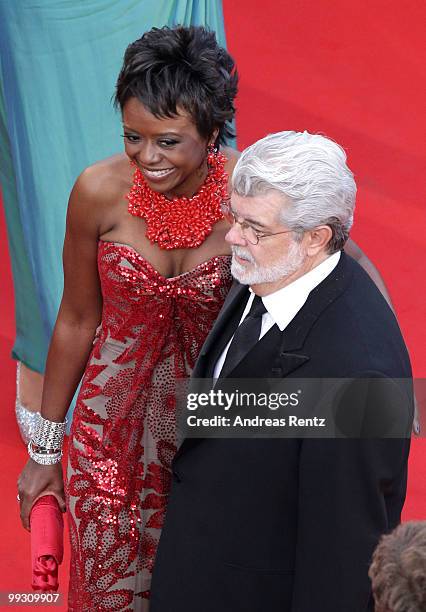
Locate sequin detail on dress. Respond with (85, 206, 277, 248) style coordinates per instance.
(66, 241, 232, 611)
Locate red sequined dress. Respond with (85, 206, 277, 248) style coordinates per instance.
(66, 240, 232, 611)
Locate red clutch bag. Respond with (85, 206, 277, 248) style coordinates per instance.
(29, 495, 64, 592)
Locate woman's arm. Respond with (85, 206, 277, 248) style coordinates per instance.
(18, 168, 105, 529)
(344, 238, 393, 308)
(39, 170, 104, 422)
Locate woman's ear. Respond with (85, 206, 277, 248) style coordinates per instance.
(209, 128, 220, 148)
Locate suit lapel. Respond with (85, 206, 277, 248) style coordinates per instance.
(224, 322, 311, 379)
(210, 254, 352, 381)
(193, 282, 250, 378)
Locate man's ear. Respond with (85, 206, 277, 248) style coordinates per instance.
(305, 225, 333, 256)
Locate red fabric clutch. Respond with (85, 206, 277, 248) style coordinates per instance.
(29, 495, 64, 592)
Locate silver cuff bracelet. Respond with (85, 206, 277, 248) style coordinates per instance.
(28, 440, 63, 465)
(32, 413, 67, 452)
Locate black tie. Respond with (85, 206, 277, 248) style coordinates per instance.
(220, 295, 267, 378)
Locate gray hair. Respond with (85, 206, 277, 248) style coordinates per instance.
(232, 131, 357, 253)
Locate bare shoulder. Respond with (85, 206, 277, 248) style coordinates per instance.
(221, 145, 240, 175)
(67, 153, 132, 239)
(72, 153, 132, 207)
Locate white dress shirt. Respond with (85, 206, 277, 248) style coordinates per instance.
(213, 251, 341, 378)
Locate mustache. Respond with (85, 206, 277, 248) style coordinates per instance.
(231, 246, 255, 263)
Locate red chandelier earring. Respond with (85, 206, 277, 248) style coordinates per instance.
(207, 143, 218, 155)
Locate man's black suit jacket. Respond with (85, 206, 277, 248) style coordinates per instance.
(150, 253, 413, 612)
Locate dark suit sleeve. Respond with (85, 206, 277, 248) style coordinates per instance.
(290, 376, 412, 612)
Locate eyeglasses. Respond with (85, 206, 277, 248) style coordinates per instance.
(221, 202, 294, 246)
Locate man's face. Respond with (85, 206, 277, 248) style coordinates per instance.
(225, 191, 308, 294)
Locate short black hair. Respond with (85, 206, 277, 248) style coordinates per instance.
(114, 25, 238, 145)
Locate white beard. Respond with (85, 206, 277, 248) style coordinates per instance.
(231, 240, 306, 285)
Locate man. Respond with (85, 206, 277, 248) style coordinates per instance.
(150, 131, 413, 611)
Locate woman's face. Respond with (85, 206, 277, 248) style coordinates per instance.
(122, 97, 216, 198)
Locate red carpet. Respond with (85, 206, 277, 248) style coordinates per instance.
(1, 1, 425, 608)
(0, 204, 70, 607)
(223, 0, 426, 375)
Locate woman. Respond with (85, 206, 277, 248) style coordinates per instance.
(18, 25, 238, 610)
(18, 24, 390, 611)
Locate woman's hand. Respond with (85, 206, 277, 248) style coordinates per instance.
(17, 460, 65, 531)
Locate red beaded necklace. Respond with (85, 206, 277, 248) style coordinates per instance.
(126, 150, 229, 250)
